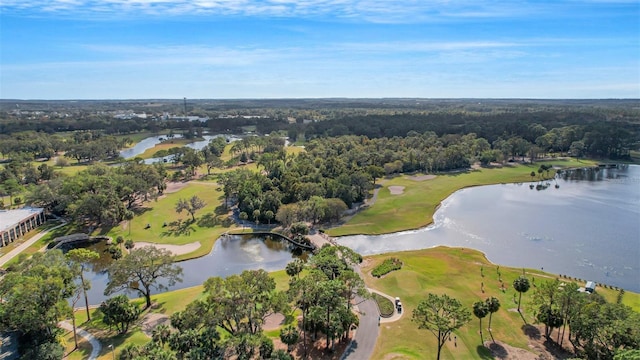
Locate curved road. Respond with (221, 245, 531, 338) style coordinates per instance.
(59, 321, 102, 360)
(341, 294, 380, 360)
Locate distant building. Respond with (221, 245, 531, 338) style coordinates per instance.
(168, 115, 209, 122)
(114, 111, 147, 119)
(0, 207, 46, 247)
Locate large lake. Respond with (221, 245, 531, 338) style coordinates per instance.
(337, 165, 640, 292)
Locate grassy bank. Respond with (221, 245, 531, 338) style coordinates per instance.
(105, 181, 238, 261)
(327, 159, 596, 236)
(360, 246, 639, 360)
(135, 137, 201, 160)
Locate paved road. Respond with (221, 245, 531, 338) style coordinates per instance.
(341, 294, 380, 360)
(0, 221, 67, 268)
(59, 320, 102, 360)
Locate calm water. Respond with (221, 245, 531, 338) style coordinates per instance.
(119, 134, 240, 162)
(119, 134, 182, 159)
(80, 234, 308, 305)
(337, 165, 640, 292)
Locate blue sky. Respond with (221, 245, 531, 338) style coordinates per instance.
(1, 1, 638, 99)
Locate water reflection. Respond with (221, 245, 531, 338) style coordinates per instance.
(338, 165, 640, 292)
(74, 234, 309, 305)
(557, 164, 630, 182)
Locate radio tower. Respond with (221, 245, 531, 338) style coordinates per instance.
(183, 97, 187, 116)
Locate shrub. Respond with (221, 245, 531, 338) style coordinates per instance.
(372, 293, 395, 318)
(372, 257, 403, 278)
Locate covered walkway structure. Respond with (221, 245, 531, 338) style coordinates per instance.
(0, 207, 45, 247)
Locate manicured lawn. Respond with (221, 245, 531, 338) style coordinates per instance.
(105, 181, 237, 261)
(327, 159, 597, 236)
(361, 246, 639, 360)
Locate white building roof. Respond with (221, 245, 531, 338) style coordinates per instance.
(0, 207, 44, 233)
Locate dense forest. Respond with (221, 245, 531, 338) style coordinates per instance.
(1, 99, 639, 225)
(1, 100, 639, 360)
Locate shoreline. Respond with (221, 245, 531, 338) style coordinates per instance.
(325, 161, 598, 237)
(168, 162, 601, 263)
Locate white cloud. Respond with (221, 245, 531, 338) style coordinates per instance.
(0, 0, 572, 22)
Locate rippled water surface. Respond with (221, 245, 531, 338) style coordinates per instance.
(338, 165, 640, 292)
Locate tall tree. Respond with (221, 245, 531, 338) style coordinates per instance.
(66, 248, 100, 321)
(104, 246, 183, 309)
(175, 195, 206, 222)
(532, 279, 563, 339)
(513, 275, 531, 313)
(412, 293, 471, 360)
(2, 178, 22, 209)
(201, 269, 285, 336)
(99, 295, 141, 334)
(473, 300, 489, 344)
(485, 296, 501, 333)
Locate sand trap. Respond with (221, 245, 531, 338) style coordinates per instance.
(408, 174, 436, 181)
(388, 186, 405, 195)
(135, 241, 201, 256)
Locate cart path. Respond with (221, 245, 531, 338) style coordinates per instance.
(59, 320, 102, 360)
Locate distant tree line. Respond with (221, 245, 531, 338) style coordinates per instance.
(301, 113, 638, 160)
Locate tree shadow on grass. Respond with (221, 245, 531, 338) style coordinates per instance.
(160, 219, 195, 237)
(522, 324, 541, 340)
(131, 206, 153, 216)
(542, 338, 575, 359)
(197, 213, 221, 228)
(214, 204, 230, 216)
(484, 342, 508, 359)
(476, 345, 494, 360)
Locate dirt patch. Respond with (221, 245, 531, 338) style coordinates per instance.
(134, 241, 201, 256)
(388, 186, 405, 195)
(140, 313, 171, 337)
(163, 181, 189, 194)
(407, 174, 436, 181)
(483, 340, 538, 360)
(263, 313, 285, 330)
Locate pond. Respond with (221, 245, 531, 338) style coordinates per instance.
(119, 134, 182, 159)
(337, 164, 640, 292)
(119, 134, 240, 162)
(76, 234, 309, 305)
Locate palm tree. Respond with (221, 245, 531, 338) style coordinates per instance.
(513, 275, 531, 313)
(473, 300, 489, 344)
(152, 324, 171, 346)
(485, 296, 500, 343)
(239, 211, 248, 230)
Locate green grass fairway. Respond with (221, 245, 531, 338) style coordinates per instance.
(361, 246, 639, 360)
(328, 159, 596, 236)
(105, 181, 237, 260)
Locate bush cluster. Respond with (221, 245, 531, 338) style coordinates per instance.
(372, 293, 395, 317)
(372, 257, 403, 278)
